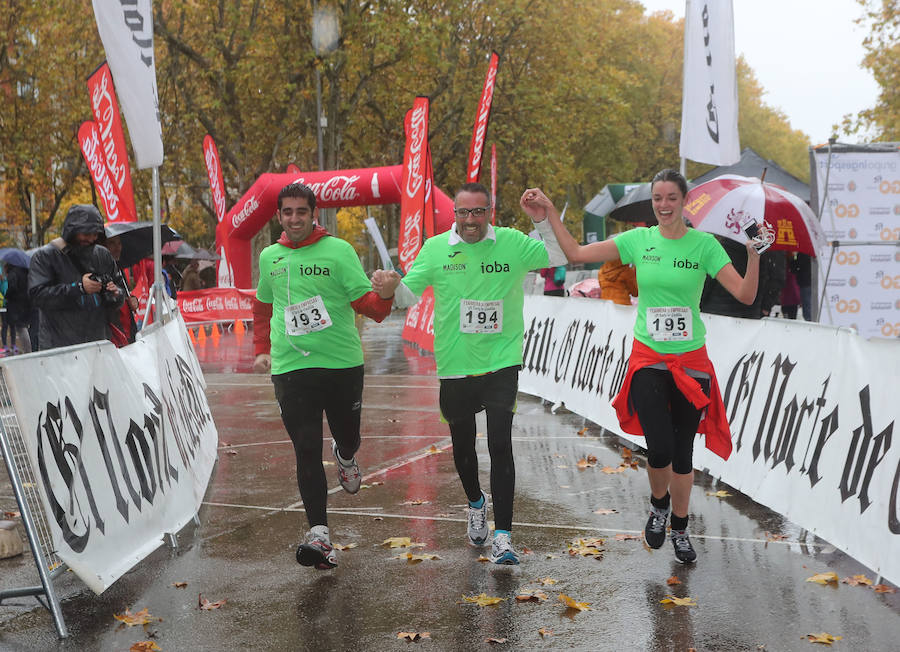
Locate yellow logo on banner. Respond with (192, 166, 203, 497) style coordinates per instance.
(878, 180, 900, 194)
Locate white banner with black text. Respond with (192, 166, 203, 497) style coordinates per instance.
(519, 296, 900, 585)
(0, 315, 217, 593)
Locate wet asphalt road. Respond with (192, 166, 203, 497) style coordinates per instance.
(1, 314, 899, 651)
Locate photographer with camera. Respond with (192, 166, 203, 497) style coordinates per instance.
(28, 204, 124, 351)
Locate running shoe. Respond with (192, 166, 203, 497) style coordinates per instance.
(332, 441, 361, 494)
(489, 532, 519, 565)
(671, 529, 697, 563)
(644, 504, 670, 549)
(466, 491, 489, 546)
(296, 525, 337, 569)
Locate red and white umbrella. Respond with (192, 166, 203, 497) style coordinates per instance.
(684, 174, 828, 257)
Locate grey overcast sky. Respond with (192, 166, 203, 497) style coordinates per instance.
(639, 0, 880, 144)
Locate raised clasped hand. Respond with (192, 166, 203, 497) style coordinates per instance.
(520, 188, 554, 222)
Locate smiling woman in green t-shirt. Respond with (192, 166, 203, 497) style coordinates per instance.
(524, 169, 760, 564)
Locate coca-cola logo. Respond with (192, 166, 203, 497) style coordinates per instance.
(182, 298, 204, 312)
(90, 68, 128, 191)
(468, 62, 497, 178)
(295, 175, 361, 204)
(230, 195, 259, 229)
(405, 105, 427, 199)
(204, 142, 226, 222)
(398, 209, 423, 271)
(81, 126, 120, 221)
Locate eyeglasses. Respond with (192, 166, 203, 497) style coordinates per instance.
(454, 207, 490, 219)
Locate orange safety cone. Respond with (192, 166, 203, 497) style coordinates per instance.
(234, 319, 246, 335)
(211, 323, 221, 344)
(188, 327, 197, 345)
(197, 326, 207, 344)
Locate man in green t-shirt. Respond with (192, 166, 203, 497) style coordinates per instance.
(381, 182, 566, 565)
(253, 183, 400, 570)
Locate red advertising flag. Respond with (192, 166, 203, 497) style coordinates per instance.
(78, 120, 126, 222)
(398, 97, 429, 273)
(86, 62, 138, 221)
(490, 143, 498, 225)
(465, 51, 500, 184)
(424, 145, 436, 238)
(203, 134, 228, 223)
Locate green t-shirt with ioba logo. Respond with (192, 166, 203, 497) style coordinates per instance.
(256, 236, 372, 374)
(615, 227, 731, 354)
(402, 227, 549, 377)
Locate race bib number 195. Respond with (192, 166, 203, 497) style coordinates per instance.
(647, 306, 692, 342)
(460, 299, 502, 334)
(285, 295, 332, 336)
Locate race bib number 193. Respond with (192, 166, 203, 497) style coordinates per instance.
(647, 306, 692, 342)
(460, 299, 502, 334)
(285, 295, 332, 336)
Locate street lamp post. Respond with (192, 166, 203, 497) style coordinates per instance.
(311, 3, 339, 235)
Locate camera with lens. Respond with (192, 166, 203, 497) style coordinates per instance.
(89, 272, 117, 293)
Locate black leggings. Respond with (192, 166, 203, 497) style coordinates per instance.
(272, 365, 364, 528)
(629, 367, 710, 475)
(439, 366, 518, 531)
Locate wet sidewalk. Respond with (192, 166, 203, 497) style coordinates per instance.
(1, 314, 898, 650)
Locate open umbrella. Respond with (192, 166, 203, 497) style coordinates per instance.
(105, 221, 182, 268)
(0, 248, 32, 269)
(683, 174, 828, 256)
(608, 183, 657, 224)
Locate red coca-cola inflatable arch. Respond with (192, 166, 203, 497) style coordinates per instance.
(215, 165, 454, 288)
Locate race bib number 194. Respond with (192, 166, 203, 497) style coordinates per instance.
(285, 295, 332, 336)
(460, 299, 502, 334)
(647, 306, 692, 342)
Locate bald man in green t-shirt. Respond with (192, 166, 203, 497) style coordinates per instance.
(377, 182, 567, 565)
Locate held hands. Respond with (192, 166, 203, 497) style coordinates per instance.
(371, 269, 401, 299)
(520, 188, 556, 222)
(253, 353, 271, 374)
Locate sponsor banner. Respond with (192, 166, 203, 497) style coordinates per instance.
(78, 121, 125, 223)
(424, 146, 436, 239)
(399, 98, 430, 273)
(401, 287, 435, 353)
(490, 143, 497, 225)
(0, 315, 218, 593)
(203, 134, 228, 223)
(519, 295, 900, 586)
(177, 287, 255, 322)
(91, 0, 164, 169)
(87, 62, 138, 222)
(217, 166, 456, 288)
(813, 150, 900, 337)
(680, 0, 740, 165)
(466, 51, 500, 184)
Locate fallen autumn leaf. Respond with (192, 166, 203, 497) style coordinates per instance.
(130, 642, 162, 652)
(558, 594, 591, 611)
(461, 593, 506, 607)
(841, 574, 872, 586)
(397, 631, 431, 642)
(394, 552, 441, 563)
(660, 595, 697, 607)
(706, 490, 732, 498)
(806, 632, 842, 645)
(171, 581, 188, 589)
(538, 627, 553, 637)
(872, 584, 897, 593)
(666, 576, 682, 586)
(485, 637, 508, 644)
(113, 607, 159, 626)
(806, 572, 839, 585)
(333, 543, 357, 551)
(198, 594, 226, 610)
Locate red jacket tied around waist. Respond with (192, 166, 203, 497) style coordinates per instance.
(611, 339, 732, 460)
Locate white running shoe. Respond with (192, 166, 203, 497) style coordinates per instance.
(332, 441, 361, 494)
(489, 532, 519, 565)
(296, 525, 337, 569)
(466, 491, 489, 546)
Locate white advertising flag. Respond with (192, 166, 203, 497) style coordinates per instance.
(679, 0, 740, 165)
(92, 0, 164, 169)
